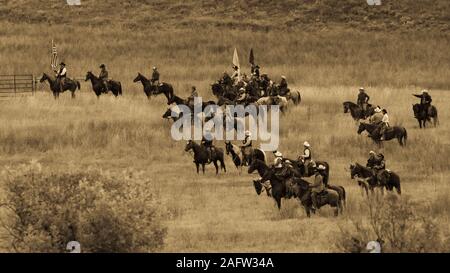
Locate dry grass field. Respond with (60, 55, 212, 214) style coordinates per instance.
(0, 0, 449, 252)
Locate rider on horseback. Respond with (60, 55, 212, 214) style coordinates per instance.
(413, 90, 432, 117)
(220, 72, 233, 87)
(55, 62, 67, 91)
(357, 87, 370, 113)
(278, 76, 289, 96)
(379, 109, 390, 141)
(369, 106, 383, 126)
(240, 131, 253, 166)
(201, 130, 215, 164)
(368, 152, 386, 183)
(310, 165, 326, 210)
(251, 64, 260, 78)
(99, 64, 109, 93)
(186, 86, 198, 109)
(299, 141, 314, 176)
(151, 66, 160, 93)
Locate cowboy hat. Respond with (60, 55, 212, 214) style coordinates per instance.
(274, 151, 282, 157)
(303, 141, 310, 147)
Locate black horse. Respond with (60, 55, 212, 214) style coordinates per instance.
(350, 163, 401, 195)
(167, 94, 186, 105)
(357, 122, 407, 146)
(290, 179, 342, 217)
(224, 141, 242, 169)
(211, 83, 238, 101)
(40, 73, 80, 99)
(85, 72, 122, 97)
(133, 73, 174, 103)
(343, 101, 374, 121)
(184, 140, 226, 175)
(412, 103, 439, 128)
(248, 160, 288, 209)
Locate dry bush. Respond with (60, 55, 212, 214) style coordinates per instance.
(0, 161, 167, 252)
(336, 193, 449, 253)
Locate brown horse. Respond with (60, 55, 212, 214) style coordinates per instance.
(40, 73, 80, 99)
(184, 140, 226, 175)
(133, 73, 174, 103)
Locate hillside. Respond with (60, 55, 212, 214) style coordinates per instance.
(1, 0, 449, 32)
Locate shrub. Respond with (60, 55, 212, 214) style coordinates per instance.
(336, 193, 448, 253)
(0, 161, 167, 253)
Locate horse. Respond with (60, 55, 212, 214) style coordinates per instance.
(290, 178, 342, 217)
(85, 72, 122, 97)
(162, 104, 184, 122)
(349, 163, 378, 195)
(133, 73, 174, 103)
(248, 159, 276, 197)
(357, 122, 407, 146)
(349, 163, 401, 195)
(225, 141, 242, 169)
(412, 103, 439, 128)
(285, 90, 301, 105)
(184, 140, 226, 175)
(40, 73, 80, 99)
(248, 160, 288, 209)
(167, 94, 186, 105)
(256, 96, 288, 113)
(343, 101, 374, 121)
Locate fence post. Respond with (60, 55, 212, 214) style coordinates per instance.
(31, 75, 34, 95)
(13, 74, 16, 97)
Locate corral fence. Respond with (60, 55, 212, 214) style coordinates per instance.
(0, 74, 36, 98)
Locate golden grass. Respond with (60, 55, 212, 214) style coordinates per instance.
(0, 86, 448, 252)
(0, 18, 449, 252)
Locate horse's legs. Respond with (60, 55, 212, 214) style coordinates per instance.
(213, 161, 219, 175)
(221, 159, 226, 173)
(202, 164, 205, 174)
(275, 196, 281, 210)
(195, 163, 199, 174)
(71, 91, 75, 99)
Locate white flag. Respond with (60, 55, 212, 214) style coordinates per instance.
(233, 48, 241, 81)
(51, 39, 58, 71)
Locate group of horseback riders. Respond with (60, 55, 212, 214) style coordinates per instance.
(356, 87, 433, 140)
(216, 63, 292, 103)
(52, 62, 161, 94)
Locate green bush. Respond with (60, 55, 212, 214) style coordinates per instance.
(0, 161, 167, 253)
(336, 193, 449, 253)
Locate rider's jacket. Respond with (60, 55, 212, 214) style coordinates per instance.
(57, 67, 67, 78)
(303, 147, 311, 160)
(414, 94, 432, 105)
(357, 92, 370, 105)
(311, 173, 325, 193)
(99, 69, 109, 80)
(151, 70, 160, 82)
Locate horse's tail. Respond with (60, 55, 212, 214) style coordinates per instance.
(76, 81, 81, 90)
(433, 107, 439, 126)
(295, 91, 301, 105)
(340, 186, 346, 207)
(403, 127, 407, 146)
(118, 82, 122, 95)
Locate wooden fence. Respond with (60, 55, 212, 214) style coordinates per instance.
(0, 74, 36, 98)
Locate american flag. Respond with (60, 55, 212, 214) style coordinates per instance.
(51, 39, 58, 71)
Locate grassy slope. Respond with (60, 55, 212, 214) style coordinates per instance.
(0, 87, 448, 252)
(1, 0, 450, 31)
